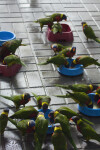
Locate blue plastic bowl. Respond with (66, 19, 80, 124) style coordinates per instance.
(78, 93, 100, 116)
(57, 58, 83, 76)
(0, 31, 16, 46)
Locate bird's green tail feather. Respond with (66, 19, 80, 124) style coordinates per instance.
(8, 118, 17, 127)
(94, 38, 100, 43)
(68, 136, 78, 150)
(80, 117, 94, 125)
(0, 95, 13, 101)
(55, 84, 69, 89)
(54, 94, 71, 98)
(37, 62, 48, 65)
(20, 61, 27, 67)
(34, 20, 38, 23)
(95, 61, 100, 66)
(34, 133, 42, 150)
(20, 44, 27, 46)
(32, 92, 38, 99)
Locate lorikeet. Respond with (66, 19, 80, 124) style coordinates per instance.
(8, 118, 35, 136)
(32, 92, 51, 111)
(58, 47, 76, 58)
(0, 108, 9, 135)
(9, 106, 38, 119)
(51, 43, 71, 54)
(47, 13, 67, 22)
(56, 106, 94, 125)
(70, 116, 100, 142)
(55, 91, 93, 108)
(0, 39, 26, 59)
(34, 17, 53, 31)
(48, 111, 77, 150)
(3, 54, 26, 67)
(55, 83, 98, 94)
(34, 112, 48, 150)
(71, 55, 100, 68)
(51, 123, 67, 150)
(0, 93, 31, 110)
(51, 22, 62, 34)
(82, 22, 100, 43)
(38, 55, 69, 68)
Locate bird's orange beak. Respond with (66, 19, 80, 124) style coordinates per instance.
(28, 98, 31, 101)
(70, 118, 73, 121)
(48, 114, 50, 118)
(32, 126, 35, 130)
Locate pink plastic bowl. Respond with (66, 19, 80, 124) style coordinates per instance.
(0, 64, 22, 77)
(46, 24, 73, 42)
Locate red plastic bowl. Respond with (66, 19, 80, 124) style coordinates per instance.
(0, 64, 22, 77)
(46, 24, 73, 42)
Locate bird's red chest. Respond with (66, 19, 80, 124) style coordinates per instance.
(27, 127, 34, 133)
(66, 51, 75, 57)
(87, 89, 92, 94)
(55, 16, 61, 21)
(77, 125, 81, 133)
(20, 99, 28, 105)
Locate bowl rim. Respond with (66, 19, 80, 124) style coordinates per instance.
(0, 31, 16, 41)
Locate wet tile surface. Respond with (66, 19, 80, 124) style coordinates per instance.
(0, 0, 100, 150)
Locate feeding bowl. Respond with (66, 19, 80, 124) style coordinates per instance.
(78, 93, 100, 116)
(57, 58, 83, 76)
(38, 109, 55, 134)
(0, 31, 16, 46)
(0, 64, 22, 77)
(46, 24, 73, 42)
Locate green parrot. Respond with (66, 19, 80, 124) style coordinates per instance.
(47, 13, 67, 22)
(51, 123, 67, 150)
(32, 92, 51, 111)
(70, 116, 100, 142)
(8, 118, 35, 136)
(0, 93, 31, 110)
(0, 39, 26, 59)
(55, 83, 98, 94)
(51, 22, 62, 34)
(82, 22, 100, 43)
(9, 106, 38, 120)
(34, 17, 53, 31)
(48, 111, 77, 150)
(0, 108, 9, 135)
(71, 55, 100, 68)
(56, 106, 94, 125)
(3, 54, 26, 67)
(34, 112, 48, 150)
(38, 55, 69, 67)
(51, 43, 71, 54)
(55, 91, 93, 108)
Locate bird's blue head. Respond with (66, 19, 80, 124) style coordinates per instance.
(4, 107, 9, 113)
(51, 43, 58, 51)
(71, 47, 76, 53)
(28, 120, 35, 128)
(42, 102, 48, 112)
(24, 93, 31, 101)
(48, 111, 55, 124)
(61, 14, 67, 21)
(81, 22, 87, 28)
(70, 116, 79, 124)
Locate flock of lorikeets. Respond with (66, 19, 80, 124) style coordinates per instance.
(1, 13, 100, 150)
